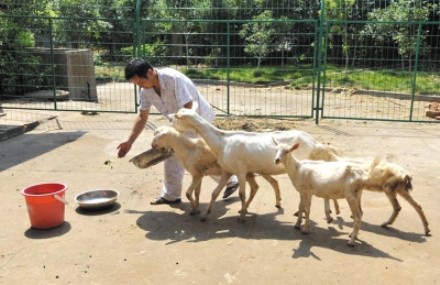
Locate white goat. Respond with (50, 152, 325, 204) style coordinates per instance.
(274, 141, 368, 246)
(173, 108, 336, 222)
(150, 126, 281, 215)
(309, 145, 430, 236)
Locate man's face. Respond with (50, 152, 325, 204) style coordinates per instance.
(130, 72, 153, 89)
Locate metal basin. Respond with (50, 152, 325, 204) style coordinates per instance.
(74, 189, 120, 209)
(129, 147, 173, 169)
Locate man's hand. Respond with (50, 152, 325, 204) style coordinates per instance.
(117, 141, 132, 158)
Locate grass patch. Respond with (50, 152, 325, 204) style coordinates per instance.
(183, 65, 315, 84)
(325, 68, 439, 94)
(95, 65, 124, 79)
(94, 63, 440, 95)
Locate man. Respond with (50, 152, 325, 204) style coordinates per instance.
(118, 58, 239, 205)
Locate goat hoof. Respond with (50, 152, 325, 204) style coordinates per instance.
(301, 231, 309, 235)
(238, 209, 247, 214)
(425, 229, 431, 236)
(347, 242, 355, 247)
(189, 209, 200, 216)
(326, 217, 333, 224)
(275, 204, 281, 208)
(380, 223, 390, 228)
(199, 212, 208, 221)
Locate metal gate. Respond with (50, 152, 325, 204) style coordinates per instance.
(319, 20, 440, 123)
(1, 1, 439, 123)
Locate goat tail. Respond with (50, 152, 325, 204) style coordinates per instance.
(369, 156, 381, 171)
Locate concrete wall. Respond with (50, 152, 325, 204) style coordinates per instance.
(30, 48, 98, 102)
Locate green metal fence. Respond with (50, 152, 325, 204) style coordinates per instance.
(1, 0, 439, 123)
(0, 14, 137, 113)
(138, 18, 319, 118)
(322, 20, 440, 122)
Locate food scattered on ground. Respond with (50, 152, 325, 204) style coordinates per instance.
(214, 117, 298, 131)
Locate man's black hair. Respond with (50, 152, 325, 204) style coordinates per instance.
(124, 58, 153, 80)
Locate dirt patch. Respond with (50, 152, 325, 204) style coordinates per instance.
(214, 116, 299, 131)
(1, 112, 439, 284)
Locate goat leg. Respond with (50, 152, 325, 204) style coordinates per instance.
(261, 174, 282, 208)
(237, 173, 248, 222)
(200, 172, 231, 221)
(324, 198, 333, 224)
(396, 189, 431, 236)
(381, 190, 401, 229)
(301, 194, 312, 234)
(244, 173, 259, 211)
(186, 176, 203, 215)
(333, 199, 341, 215)
(347, 207, 362, 247)
(295, 196, 305, 230)
(346, 194, 363, 247)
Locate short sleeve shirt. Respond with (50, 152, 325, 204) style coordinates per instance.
(139, 67, 215, 122)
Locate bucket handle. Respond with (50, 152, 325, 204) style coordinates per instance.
(54, 195, 68, 205)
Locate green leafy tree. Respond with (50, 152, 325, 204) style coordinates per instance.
(239, 10, 276, 67)
(324, 0, 374, 69)
(0, 1, 53, 96)
(97, 0, 136, 61)
(367, 0, 436, 70)
(139, 0, 212, 65)
(55, 0, 112, 48)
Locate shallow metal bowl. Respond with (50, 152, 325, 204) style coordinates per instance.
(129, 147, 173, 169)
(74, 189, 120, 209)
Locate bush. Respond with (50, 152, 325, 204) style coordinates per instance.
(121, 42, 169, 66)
(0, 49, 47, 97)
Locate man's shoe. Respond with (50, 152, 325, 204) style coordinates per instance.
(150, 197, 181, 205)
(222, 183, 239, 199)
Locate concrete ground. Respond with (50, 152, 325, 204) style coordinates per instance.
(0, 110, 439, 285)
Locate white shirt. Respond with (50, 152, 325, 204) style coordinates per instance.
(139, 67, 215, 122)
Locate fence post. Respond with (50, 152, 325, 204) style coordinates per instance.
(48, 18, 58, 110)
(409, 22, 423, 121)
(314, 0, 326, 124)
(134, 0, 142, 57)
(226, 21, 231, 115)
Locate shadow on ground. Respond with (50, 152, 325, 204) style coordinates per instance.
(24, 222, 72, 239)
(0, 131, 86, 171)
(124, 200, 418, 262)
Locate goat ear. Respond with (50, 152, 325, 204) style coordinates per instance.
(290, 143, 300, 151)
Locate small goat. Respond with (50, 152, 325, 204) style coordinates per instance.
(173, 108, 337, 222)
(151, 125, 281, 216)
(309, 145, 430, 236)
(275, 141, 368, 246)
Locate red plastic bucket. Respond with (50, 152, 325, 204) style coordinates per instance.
(21, 183, 68, 229)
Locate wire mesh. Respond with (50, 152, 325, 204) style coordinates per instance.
(322, 20, 440, 122)
(0, 0, 439, 123)
(0, 13, 137, 113)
